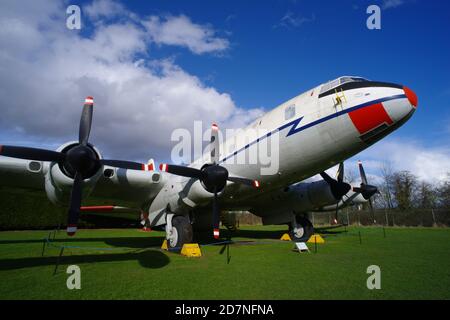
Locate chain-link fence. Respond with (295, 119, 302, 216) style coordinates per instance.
(233, 209, 450, 227)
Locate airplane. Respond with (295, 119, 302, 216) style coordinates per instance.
(0, 76, 418, 248)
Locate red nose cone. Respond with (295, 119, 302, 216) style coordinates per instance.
(403, 86, 418, 108)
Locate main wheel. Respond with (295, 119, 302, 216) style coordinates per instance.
(168, 215, 193, 249)
(289, 216, 314, 242)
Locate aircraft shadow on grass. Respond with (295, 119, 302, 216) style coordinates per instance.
(0, 249, 170, 271)
(0, 236, 164, 247)
(0, 235, 170, 271)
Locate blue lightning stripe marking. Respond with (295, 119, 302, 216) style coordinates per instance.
(219, 94, 406, 164)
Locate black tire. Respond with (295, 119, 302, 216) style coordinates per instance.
(169, 215, 193, 249)
(289, 216, 314, 242)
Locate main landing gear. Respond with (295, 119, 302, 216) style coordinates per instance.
(288, 216, 314, 242)
(165, 214, 193, 249)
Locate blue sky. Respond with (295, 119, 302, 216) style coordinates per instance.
(0, 0, 449, 182)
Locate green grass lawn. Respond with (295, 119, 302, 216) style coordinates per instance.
(0, 225, 449, 299)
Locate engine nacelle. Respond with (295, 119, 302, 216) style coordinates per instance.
(250, 180, 337, 225)
(44, 141, 103, 206)
(295, 180, 337, 211)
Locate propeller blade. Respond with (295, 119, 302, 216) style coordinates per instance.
(320, 171, 351, 200)
(159, 163, 204, 179)
(210, 123, 220, 164)
(79, 96, 94, 146)
(320, 171, 334, 184)
(336, 162, 344, 183)
(228, 176, 260, 188)
(0, 145, 63, 162)
(212, 188, 220, 239)
(358, 160, 368, 185)
(67, 172, 83, 236)
(100, 159, 147, 171)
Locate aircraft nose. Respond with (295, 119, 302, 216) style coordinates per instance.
(403, 86, 418, 108)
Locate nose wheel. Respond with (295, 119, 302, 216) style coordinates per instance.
(289, 216, 314, 242)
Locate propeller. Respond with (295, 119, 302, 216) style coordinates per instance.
(353, 160, 378, 224)
(0, 96, 149, 236)
(320, 162, 351, 224)
(160, 123, 260, 239)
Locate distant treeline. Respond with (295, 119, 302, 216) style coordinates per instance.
(372, 165, 449, 212)
(349, 165, 450, 227)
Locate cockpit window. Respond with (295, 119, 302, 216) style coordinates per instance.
(320, 76, 369, 94)
(339, 76, 368, 84)
(319, 79, 340, 94)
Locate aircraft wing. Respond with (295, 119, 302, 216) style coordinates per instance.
(88, 166, 165, 205)
(0, 156, 165, 208)
(0, 156, 45, 190)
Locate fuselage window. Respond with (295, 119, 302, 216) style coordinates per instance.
(285, 105, 296, 120)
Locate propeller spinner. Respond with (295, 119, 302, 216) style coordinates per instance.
(320, 162, 351, 224)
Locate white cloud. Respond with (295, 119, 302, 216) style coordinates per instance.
(143, 15, 230, 55)
(84, 0, 126, 20)
(382, 0, 405, 10)
(0, 0, 259, 162)
(274, 11, 315, 29)
(352, 139, 450, 183)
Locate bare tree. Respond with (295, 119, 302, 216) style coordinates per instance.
(345, 167, 357, 184)
(437, 173, 450, 209)
(378, 161, 395, 209)
(417, 181, 438, 209)
(392, 170, 418, 210)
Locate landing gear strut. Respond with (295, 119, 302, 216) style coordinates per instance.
(289, 216, 314, 242)
(165, 214, 193, 249)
